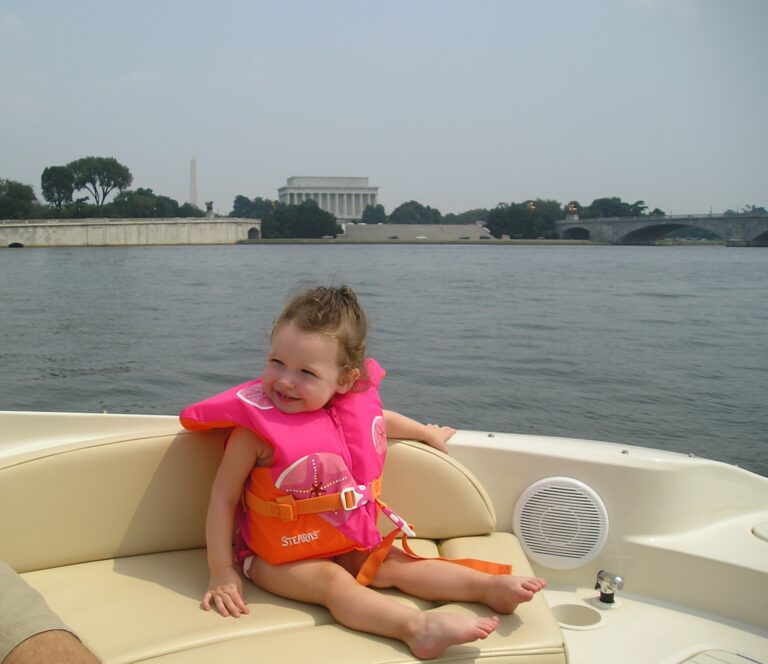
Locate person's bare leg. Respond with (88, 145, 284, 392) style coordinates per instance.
(5, 630, 101, 664)
(247, 556, 498, 659)
(369, 549, 547, 614)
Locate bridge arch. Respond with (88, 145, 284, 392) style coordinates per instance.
(556, 213, 768, 246)
(247, 227, 261, 240)
(619, 223, 723, 245)
(8, 242, 25, 248)
(751, 229, 768, 247)
(561, 226, 590, 240)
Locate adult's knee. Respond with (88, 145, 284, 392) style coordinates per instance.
(5, 630, 100, 664)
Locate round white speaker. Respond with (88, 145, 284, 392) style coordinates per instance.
(513, 477, 609, 570)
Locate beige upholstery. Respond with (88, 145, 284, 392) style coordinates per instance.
(2, 432, 565, 663)
(1, 430, 227, 573)
(379, 439, 498, 539)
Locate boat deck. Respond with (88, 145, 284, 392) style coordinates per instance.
(544, 587, 767, 664)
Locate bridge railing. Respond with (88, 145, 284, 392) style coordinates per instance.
(557, 213, 767, 224)
(0, 217, 226, 225)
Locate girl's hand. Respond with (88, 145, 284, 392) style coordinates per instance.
(423, 424, 456, 453)
(202, 565, 250, 618)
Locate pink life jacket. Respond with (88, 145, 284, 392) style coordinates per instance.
(180, 359, 389, 565)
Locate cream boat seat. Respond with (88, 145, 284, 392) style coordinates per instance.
(1, 430, 565, 663)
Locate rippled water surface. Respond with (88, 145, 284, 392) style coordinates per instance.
(1, 244, 766, 476)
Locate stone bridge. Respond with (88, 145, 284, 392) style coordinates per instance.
(0, 218, 262, 248)
(555, 213, 768, 246)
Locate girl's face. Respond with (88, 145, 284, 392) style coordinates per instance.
(262, 321, 357, 414)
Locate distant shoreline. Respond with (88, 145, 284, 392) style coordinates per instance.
(237, 238, 725, 246)
(3, 239, 728, 249)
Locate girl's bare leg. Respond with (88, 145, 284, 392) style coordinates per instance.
(247, 556, 498, 660)
(368, 548, 547, 614)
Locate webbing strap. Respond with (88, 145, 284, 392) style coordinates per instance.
(355, 528, 399, 586)
(244, 478, 382, 522)
(399, 535, 512, 576)
(356, 529, 512, 586)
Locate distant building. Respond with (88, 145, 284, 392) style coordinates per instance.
(277, 177, 378, 221)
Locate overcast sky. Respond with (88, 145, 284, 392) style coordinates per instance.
(1, 0, 766, 216)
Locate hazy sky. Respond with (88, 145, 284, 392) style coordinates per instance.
(1, 0, 766, 216)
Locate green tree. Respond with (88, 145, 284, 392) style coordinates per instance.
(581, 197, 647, 218)
(41, 165, 74, 211)
(110, 188, 181, 218)
(68, 156, 133, 212)
(263, 200, 341, 238)
(531, 198, 564, 229)
(388, 200, 442, 224)
(230, 195, 275, 218)
(485, 199, 560, 239)
(361, 203, 387, 224)
(0, 179, 37, 219)
(110, 188, 154, 217)
(442, 208, 489, 224)
(487, 203, 529, 238)
(292, 200, 340, 237)
(60, 197, 98, 219)
(178, 202, 205, 217)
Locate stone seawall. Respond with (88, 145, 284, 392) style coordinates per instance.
(341, 222, 491, 241)
(0, 218, 261, 248)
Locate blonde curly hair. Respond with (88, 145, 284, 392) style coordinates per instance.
(272, 285, 368, 381)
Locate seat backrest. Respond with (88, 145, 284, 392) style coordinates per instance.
(1, 429, 226, 573)
(1, 431, 495, 573)
(380, 440, 497, 539)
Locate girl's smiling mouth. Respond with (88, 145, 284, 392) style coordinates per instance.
(273, 390, 300, 404)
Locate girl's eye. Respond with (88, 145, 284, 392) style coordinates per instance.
(302, 369, 318, 378)
(270, 358, 284, 366)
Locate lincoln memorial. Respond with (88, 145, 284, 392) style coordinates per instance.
(277, 177, 378, 221)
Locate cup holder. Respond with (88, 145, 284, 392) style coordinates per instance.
(552, 603, 605, 630)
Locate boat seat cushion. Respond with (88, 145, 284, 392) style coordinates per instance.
(4, 431, 565, 662)
(23, 536, 564, 663)
(1, 435, 495, 573)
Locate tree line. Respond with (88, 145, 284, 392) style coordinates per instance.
(4, 157, 764, 239)
(0, 156, 204, 220)
(231, 195, 665, 239)
(230, 196, 341, 239)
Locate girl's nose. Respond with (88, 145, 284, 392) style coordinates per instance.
(277, 373, 295, 389)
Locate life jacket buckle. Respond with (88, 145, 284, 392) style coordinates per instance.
(377, 501, 417, 537)
(341, 485, 367, 511)
(275, 494, 298, 521)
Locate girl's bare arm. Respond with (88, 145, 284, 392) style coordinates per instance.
(203, 426, 266, 617)
(383, 409, 456, 454)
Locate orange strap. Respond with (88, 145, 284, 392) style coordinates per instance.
(399, 534, 512, 576)
(244, 478, 382, 522)
(356, 528, 512, 586)
(245, 480, 512, 583)
(355, 528, 399, 586)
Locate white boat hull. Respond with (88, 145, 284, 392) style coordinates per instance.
(1, 411, 766, 663)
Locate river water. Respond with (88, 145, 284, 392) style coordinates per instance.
(1, 244, 766, 476)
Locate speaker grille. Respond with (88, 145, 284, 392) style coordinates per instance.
(513, 477, 608, 570)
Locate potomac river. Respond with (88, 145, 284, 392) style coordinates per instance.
(1, 243, 766, 476)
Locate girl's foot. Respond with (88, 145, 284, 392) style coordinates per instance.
(406, 612, 499, 660)
(484, 574, 547, 614)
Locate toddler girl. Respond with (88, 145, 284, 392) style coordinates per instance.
(180, 285, 545, 660)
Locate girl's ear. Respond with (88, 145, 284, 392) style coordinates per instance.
(337, 367, 360, 394)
